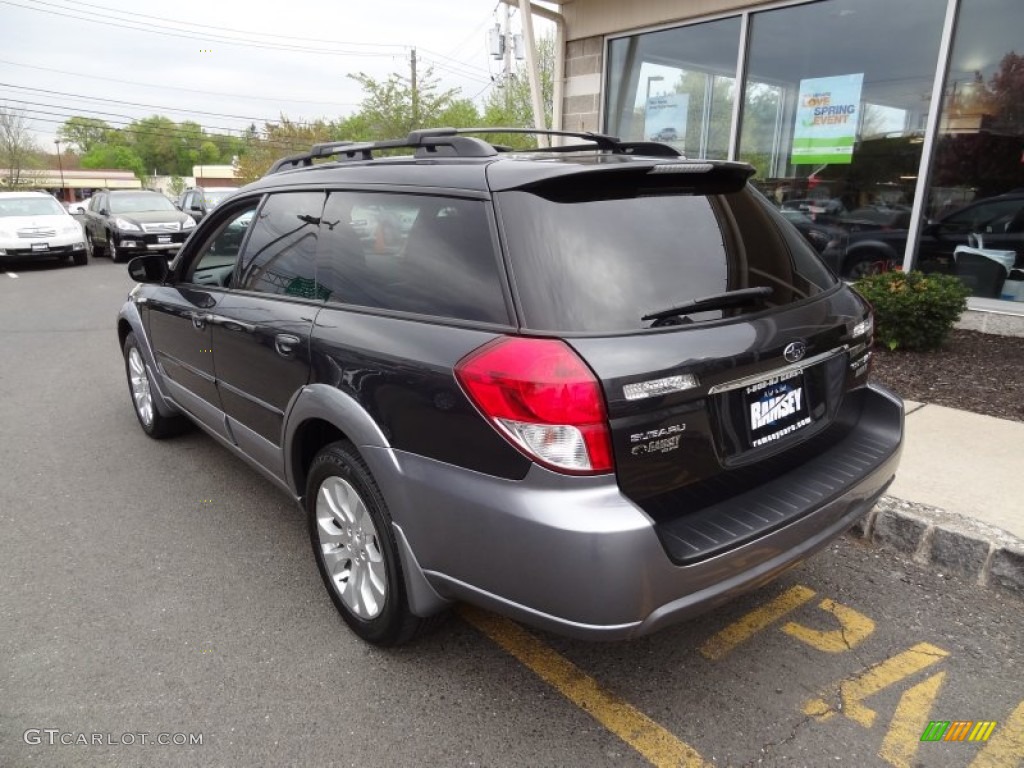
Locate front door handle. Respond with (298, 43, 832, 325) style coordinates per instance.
(275, 333, 301, 358)
(191, 312, 206, 330)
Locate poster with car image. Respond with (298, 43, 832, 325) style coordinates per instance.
(792, 73, 863, 164)
(645, 93, 689, 147)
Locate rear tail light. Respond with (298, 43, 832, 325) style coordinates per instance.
(455, 337, 613, 475)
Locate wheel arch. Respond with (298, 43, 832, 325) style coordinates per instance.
(842, 239, 902, 274)
(284, 384, 392, 502)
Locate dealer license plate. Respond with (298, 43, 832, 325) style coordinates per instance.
(157, 235, 171, 244)
(31, 243, 49, 251)
(744, 369, 811, 449)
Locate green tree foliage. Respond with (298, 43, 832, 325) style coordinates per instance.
(57, 116, 116, 154)
(80, 144, 147, 181)
(347, 66, 479, 138)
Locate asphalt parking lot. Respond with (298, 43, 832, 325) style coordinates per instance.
(2, 258, 1022, 768)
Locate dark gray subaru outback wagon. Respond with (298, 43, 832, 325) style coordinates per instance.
(117, 128, 903, 646)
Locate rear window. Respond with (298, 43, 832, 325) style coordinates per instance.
(497, 184, 837, 332)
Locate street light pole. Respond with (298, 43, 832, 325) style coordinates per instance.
(53, 139, 66, 202)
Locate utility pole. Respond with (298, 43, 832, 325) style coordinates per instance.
(503, 3, 512, 113)
(410, 47, 419, 129)
(53, 139, 66, 202)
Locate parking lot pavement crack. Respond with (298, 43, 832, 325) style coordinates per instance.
(739, 713, 817, 768)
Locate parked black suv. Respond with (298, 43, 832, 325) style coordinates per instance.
(118, 128, 903, 646)
(85, 189, 196, 262)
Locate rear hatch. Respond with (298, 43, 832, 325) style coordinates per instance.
(493, 160, 881, 561)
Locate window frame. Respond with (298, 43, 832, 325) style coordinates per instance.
(173, 194, 264, 288)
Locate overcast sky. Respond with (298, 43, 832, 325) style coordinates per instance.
(1, 0, 553, 149)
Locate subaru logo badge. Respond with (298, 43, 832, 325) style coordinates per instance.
(784, 341, 807, 363)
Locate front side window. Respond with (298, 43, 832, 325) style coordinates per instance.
(237, 192, 326, 299)
(497, 179, 836, 333)
(316, 191, 508, 323)
(185, 203, 259, 287)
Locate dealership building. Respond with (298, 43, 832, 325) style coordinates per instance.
(519, 0, 1024, 312)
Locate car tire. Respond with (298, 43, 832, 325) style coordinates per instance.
(72, 249, 87, 266)
(122, 332, 186, 438)
(844, 251, 892, 280)
(87, 231, 104, 258)
(306, 440, 435, 646)
(109, 236, 124, 263)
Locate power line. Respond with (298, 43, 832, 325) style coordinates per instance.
(0, 58, 359, 109)
(0, 82, 331, 126)
(41, 0, 408, 49)
(0, 0, 409, 57)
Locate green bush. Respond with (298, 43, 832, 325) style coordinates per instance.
(854, 271, 970, 351)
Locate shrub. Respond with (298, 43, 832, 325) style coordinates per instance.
(854, 271, 970, 351)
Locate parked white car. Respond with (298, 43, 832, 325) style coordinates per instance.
(0, 192, 88, 266)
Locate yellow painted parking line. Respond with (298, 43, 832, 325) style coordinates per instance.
(460, 606, 710, 768)
(971, 700, 1024, 768)
(803, 642, 949, 728)
(782, 598, 876, 653)
(699, 584, 816, 661)
(878, 671, 946, 768)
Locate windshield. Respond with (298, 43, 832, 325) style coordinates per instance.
(203, 189, 237, 208)
(497, 185, 837, 333)
(0, 197, 65, 217)
(109, 193, 177, 214)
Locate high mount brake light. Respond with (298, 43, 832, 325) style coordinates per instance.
(455, 337, 614, 475)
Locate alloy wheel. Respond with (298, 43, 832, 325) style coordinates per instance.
(315, 476, 387, 619)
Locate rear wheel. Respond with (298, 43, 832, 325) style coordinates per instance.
(123, 332, 186, 438)
(307, 441, 433, 646)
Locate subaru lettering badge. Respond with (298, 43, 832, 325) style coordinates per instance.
(784, 341, 807, 363)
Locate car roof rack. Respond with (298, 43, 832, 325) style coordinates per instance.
(265, 127, 683, 174)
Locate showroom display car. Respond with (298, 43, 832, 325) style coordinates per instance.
(0, 191, 87, 266)
(84, 189, 196, 262)
(117, 128, 903, 646)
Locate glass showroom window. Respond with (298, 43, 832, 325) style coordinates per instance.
(738, 0, 947, 279)
(918, 0, 1024, 302)
(605, 17, 740, 160)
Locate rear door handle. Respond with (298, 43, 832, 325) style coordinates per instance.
(275, 333, 301, 357)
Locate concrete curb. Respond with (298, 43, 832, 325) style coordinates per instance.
(849, 495, 1024, 597)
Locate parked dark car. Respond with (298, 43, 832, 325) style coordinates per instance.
(176, 186, 240, 223)
(780, 209, 845, 265)
(118, 128, 903, 646)
(839, 205, 912, 233)
(836, 193, 1024, 280)
(84, 190, 196, 262)
(649, 126, 679, 142)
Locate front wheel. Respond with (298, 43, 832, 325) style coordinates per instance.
(109, 236, 124, 263)
(307, 441, 433, 646)
(123, 332, 186, 438)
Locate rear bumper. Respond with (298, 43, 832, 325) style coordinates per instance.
(370, 382, 903, 641)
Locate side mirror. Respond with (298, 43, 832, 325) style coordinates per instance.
(99, 208, 109, 216)
(190, 202, 204, 213)
(127, 254, 169, 284)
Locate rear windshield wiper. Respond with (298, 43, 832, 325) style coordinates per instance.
(642, 287, 774, 325)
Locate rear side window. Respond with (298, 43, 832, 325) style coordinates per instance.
(316, 192, 508, 324)
(496, 184, 836, 332)
(237, 192, 326, 299)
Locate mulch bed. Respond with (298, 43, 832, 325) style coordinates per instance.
(869, 329, 1023, 422)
